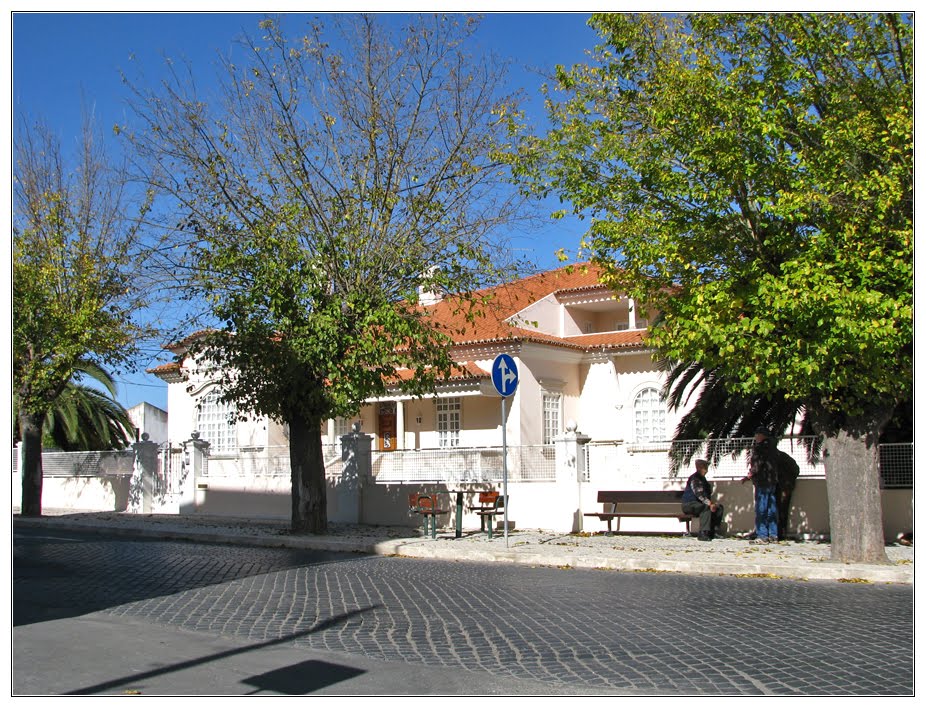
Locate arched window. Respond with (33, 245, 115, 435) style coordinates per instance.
(196, 390, 238, 454)
(633, 387, 666, 443)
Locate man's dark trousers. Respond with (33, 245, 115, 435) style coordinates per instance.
(682, 501, 724, 537)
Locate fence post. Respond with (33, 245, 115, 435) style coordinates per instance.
(129, 433, 161, 514)
(336, 423, 372, 524)
(180, 432, 210, 515)
(555, 420, 591, 532)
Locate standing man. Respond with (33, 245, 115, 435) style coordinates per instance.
(742, 427, 780, 544)
(682, 459, 724, 542)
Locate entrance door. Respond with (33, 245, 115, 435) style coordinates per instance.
(378, 401, 397, 452)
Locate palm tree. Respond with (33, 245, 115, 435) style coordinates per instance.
(14, 360, 135, 451)
(660, 359, 820, 475)
(661, 358, 911, 475)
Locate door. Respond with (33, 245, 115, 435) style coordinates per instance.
(378, 401, 397, 452)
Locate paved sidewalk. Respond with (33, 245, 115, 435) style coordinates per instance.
(13, 509, 913, 584)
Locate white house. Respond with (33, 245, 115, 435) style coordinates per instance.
(149, 263, 678, 454)
(143, 263, 912, 538)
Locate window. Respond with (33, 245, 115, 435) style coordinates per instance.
(436, 397, 461, 448)
(542, 392, 562, 445)
(633, 387, 666, 443)
(196, 390, 237, 454)
(333, 417, 353, 438)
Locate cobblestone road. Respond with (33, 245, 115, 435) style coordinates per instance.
(14, 529, 913, 695)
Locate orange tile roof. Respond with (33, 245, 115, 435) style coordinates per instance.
(423, 262, 643, 353)
(150, 263, 650, 384)
(389, 361, 491, 384)
(565, 330, 648, 349)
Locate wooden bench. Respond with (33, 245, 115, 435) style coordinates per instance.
(584, 490, 695, 534)
(467, 491, 507, 539)
(409, 493, 449, 539)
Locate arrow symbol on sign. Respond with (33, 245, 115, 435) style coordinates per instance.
(499, 358, 516, 394)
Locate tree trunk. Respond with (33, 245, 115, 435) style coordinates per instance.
(288, 412, 328, 534)
(19, 409, 45, 517)
(822, 429, 890, 565)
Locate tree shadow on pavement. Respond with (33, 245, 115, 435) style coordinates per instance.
(64, 607, 377, 695)
(13, 524, 372, 627)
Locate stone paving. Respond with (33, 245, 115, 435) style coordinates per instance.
(14, 509, 915, 584)
(14, 524, 914, 695)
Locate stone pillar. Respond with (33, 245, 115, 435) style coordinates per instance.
(555, 420, 591, 532)
(337, 423, 373, 524)
(130, 434, 160, 513)
(180, 431, 210, 515)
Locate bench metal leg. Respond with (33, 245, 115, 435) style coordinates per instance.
(486, 514, 493, 539)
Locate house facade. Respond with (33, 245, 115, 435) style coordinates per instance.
(149, 264, 681, 458)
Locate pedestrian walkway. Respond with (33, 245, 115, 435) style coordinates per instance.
(13, 509, 913, 584)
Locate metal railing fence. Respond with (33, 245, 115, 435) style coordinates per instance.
(35, 449, 135, 477)
(585, 438, 912, 488)
(372, 445, 556, 484)
(879, 443, 913, 489)
(202, 444, 345, 479)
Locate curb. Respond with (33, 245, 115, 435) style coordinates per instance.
(14, 516, 912, 585)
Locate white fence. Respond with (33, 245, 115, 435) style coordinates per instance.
(32, 449, 135, 477)
(12, 438, 913, 537)
(371, 445, 556, 484)
(201, 445, 347, 479)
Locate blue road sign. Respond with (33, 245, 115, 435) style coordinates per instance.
(491, 354, 519, 397)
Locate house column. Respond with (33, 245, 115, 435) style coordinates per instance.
(396, 400, 406, 450)
(627, 297, 637, 329)
(555, 420, 591, 532)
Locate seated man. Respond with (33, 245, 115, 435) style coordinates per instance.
(682, 459, 724, 541)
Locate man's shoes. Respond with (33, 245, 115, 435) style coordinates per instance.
(697, 533, 712, 542)
(750, 538, 769, 545)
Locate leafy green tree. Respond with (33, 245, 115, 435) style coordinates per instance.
(123, 14, 528, 533)
(512, 13, 912, 563)
(14, 117, 156, 516)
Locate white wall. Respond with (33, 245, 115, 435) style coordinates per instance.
(127, 403, 169, 445)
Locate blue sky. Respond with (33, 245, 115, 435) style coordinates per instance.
(11, 11, 602, 412)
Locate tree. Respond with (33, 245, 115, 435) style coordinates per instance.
(123, 14, 528, 533)
(13, 360, 135, 452)
(511, 13, 912, 563)
(14, 116, 156, 516)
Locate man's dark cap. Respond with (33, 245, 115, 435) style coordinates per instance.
(754, 426, 772, 437)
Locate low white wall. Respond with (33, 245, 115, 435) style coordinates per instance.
(15, 474, 132, 513)
(13, 460, 913, 542)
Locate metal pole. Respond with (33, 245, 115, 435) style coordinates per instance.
(502, 395, 509, 548)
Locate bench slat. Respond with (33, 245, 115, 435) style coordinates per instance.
(597, 490, 684, 504)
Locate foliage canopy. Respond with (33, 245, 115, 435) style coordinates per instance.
(512, 12, 912, 435)
(124, 14, 529, 531)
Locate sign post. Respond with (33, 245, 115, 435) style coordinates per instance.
(491, 354, 519, 547)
